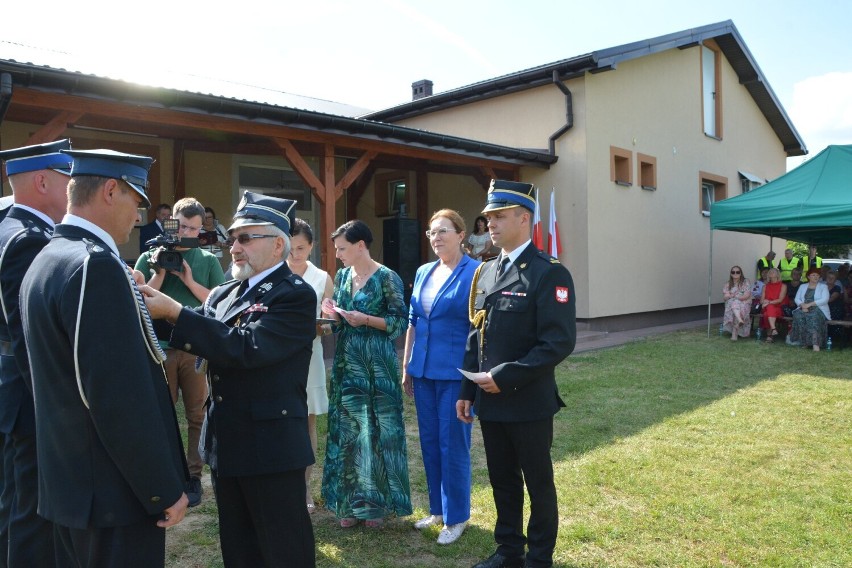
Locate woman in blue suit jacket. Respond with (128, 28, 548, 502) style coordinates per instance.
(402, 209, 480, 545)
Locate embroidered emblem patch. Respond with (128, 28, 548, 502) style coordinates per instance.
(555, 287, 569, 303)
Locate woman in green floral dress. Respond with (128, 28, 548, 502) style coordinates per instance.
(320, 220, 412, 528)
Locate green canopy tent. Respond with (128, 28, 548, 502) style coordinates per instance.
(706, 144, 852, 334)
(711, 145, 852, 244)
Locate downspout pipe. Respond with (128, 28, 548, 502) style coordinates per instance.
(548, 70, 574, 155)
(0, 73, 12, 127)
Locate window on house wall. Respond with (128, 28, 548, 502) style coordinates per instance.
(610, 146, 632, 186)
(702, 43, 722, 138)
(738, 171, 765, 194)
(638, 153, 657, 190)
(699, 171, 728, 216)
(374, 170, 412, 217)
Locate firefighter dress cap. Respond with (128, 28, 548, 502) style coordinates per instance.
(61, 149, 154, 208)
(482, 179, 536, 213)
(228, 191, 296, 235)
(0, 139, 73, 176)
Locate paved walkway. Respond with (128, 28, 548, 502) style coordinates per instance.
(573, 318, 720, 353)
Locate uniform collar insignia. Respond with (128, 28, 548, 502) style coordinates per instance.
(258, 282, 273, 295)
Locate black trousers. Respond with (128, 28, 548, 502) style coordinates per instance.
(0, 432, 9, 568)
(480, 418, 557, 568)
(55, 519, 164, 568)
(212, 468, 315, 568)
(8, 425, 57, 566)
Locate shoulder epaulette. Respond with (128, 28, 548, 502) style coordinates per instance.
(83, 238, 110, 256)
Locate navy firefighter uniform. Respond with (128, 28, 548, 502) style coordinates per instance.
(460, 180, 576, 568)
(0, 139, 73, 567)
(164, 192, 317, 567)
(19, 149, 188, 567)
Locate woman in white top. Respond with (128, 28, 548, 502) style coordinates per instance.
(200, 207, 229, 260)
(790, 266, 830, 351)
(466, 215, 493, 260)
(287, 218, 333, 513)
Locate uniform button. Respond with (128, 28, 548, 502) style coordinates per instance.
(212, 375, 220, 382)
(150, 496, 161, 503)
(183, 343, 192, 351)
(215, 396, 223, 402)
(281, 409, 287, 416)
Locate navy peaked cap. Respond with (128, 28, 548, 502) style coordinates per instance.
(482, 179, 536, 213)
(228, 191, 296, 235)
(62, 149, 154, 208)
(0, 139, 72, 176)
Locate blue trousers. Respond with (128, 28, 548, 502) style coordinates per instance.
(413, 377, 472, 525)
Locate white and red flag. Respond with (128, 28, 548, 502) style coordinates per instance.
(548, 189, 562, 258)
(532, 188, 544, 250)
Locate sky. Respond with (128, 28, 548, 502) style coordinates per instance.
(3, 0, 851, 170)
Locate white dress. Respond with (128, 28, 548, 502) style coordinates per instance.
(301, 261, 330, 415)
(467, 232, 490, 257)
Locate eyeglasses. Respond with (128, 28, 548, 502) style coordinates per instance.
(425, 227, 457, 239)
(730, 270, 741, 274)
(233, 233, 277, 245)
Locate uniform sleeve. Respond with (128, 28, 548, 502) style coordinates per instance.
(1, 233, 48, 393)
(69, 255, 184, 514)
(170, 284, 316, 369)
(491, 263, 576, 392)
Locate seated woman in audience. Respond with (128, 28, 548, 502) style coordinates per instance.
(789, 267, 830, 351)
(825, 270, 844, 321)
(760, 268, 787, 342)
(722, 265, 751, 341)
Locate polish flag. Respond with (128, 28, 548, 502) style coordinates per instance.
(548, 190, 562, 258)
(532, 187, 544, 250)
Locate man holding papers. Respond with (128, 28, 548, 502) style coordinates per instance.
(457, 180, 576, 568)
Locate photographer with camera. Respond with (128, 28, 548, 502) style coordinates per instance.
(134, 197, 226, 507)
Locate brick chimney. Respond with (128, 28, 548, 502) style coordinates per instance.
(411, 79, 433, 101)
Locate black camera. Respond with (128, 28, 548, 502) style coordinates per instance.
(146, 218, 199, 272)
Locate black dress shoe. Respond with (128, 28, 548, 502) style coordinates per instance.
(472, 552, 526, 568)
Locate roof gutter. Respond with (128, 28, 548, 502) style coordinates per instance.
(548, 70, 573, 155)
(0, 73, 12, 127)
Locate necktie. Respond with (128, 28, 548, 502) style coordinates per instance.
(497, 256, 509, 276)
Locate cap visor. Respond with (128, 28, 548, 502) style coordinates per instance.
(481, 203, 522, 214)
(124, 181, 151, 208)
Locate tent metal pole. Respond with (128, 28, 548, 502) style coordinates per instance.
(708, 227, 714, 337)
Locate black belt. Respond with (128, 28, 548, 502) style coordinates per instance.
(0, 340, 12, 357)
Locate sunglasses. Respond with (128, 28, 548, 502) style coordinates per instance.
(232, 234, 277, 245)
(730, 270, 741, 274)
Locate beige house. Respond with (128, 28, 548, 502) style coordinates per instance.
(366, 20, 806, 330)
(0, 20, 804, 330)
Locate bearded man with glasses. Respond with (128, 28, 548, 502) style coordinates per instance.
(143, 192, 317, 567)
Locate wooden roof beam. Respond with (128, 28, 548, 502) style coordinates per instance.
(25, 110, 83, 144)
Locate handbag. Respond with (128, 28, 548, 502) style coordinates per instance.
(751, 301, 762, 315)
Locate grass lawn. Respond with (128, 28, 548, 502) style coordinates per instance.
(166, 329, 851, 567)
